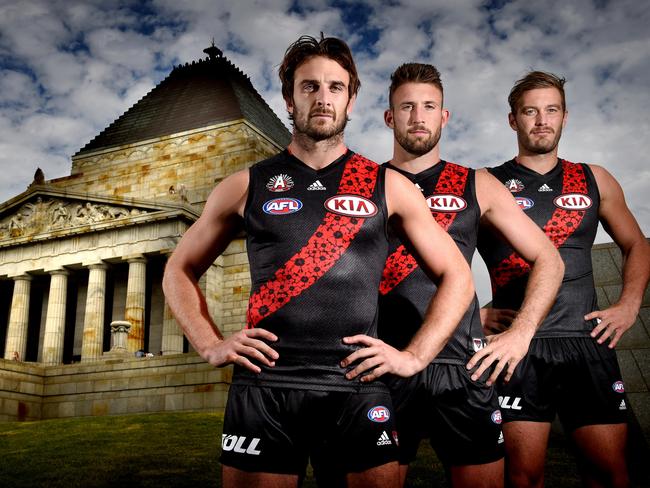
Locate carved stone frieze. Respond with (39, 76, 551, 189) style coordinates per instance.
(0, 197, 147, 240)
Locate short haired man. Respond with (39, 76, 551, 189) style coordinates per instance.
(337, 63, 563, 488)
(163, 37, 474, 488)
(478, 71, 650, 487)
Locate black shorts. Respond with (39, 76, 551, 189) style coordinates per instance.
(497, 336, 628, 431)
(220, 384, 398, 475)
(390, 363, 504, 466)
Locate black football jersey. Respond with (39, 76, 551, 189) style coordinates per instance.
(238, 149, 390, 390)
(478, 159, 601, 337)
(378, 161, 486, 364)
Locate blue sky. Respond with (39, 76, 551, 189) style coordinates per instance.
(1, 0, 648, 303)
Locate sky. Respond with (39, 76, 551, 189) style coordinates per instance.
(0, 0, 648, 304)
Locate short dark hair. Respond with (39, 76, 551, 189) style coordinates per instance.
(279, 35, 360, 103)
(508, 71, 566, 113)
(388, 63, 443, 107)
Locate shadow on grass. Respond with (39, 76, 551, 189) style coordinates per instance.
(1, 412, 648, 487)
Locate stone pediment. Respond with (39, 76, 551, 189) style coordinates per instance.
(0, 187, 195, 244)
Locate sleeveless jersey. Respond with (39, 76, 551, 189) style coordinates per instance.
(239, 149, 390, 391)
(378, 161, 486, 364)
(478, 159, 601, 337)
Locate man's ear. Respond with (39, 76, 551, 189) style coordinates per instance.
(441, 108, 450, 129)
(346, 93, 357, 116)
(384, 109, 394, 129)
(285, 96, 294, 117)
(508, 112, 517, 131)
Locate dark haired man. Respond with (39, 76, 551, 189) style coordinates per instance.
(340, 63, 562, 488)
(163, 37, 473, 488)
(478, 70, 650, 487)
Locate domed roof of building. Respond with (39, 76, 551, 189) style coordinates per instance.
(75, 44, 290, 157)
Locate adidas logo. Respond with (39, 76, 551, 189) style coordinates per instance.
(619, 399, 627, 411)
(307, 180, 326, 191)
(538, 184, 553, 192)
(498, 431, 504, 444)
(376, 431, 392, 446)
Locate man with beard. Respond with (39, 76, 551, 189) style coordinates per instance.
(336, 63, 562, 488)
(478, 71, 650, 487)
(163, 37, 474, 488)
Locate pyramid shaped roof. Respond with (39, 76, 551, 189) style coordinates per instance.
(75, 47, 290, 156)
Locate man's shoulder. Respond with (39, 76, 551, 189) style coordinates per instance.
(348, 150, 379, 167)
(251, 150, 289, 169)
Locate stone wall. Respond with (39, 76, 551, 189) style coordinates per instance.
(61, 120, 281, 208)
(0, 353, 231, 422)
(593, 242, 650, 445)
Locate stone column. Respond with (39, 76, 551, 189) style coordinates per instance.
(161, 300, 184, 355)
(3, 274, 33, 361)
(42, 269, 69, 365)
(81, 263, 108, 362)
(125, 255, 147, 352)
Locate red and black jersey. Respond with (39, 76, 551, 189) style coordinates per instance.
(238, 149, 390, 391)
(378, 161, 486, 364)
(478, 159, 600, 337)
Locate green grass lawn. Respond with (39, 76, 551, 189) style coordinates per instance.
(0, 412, 648, 487)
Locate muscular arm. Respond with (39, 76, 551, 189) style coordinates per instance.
(585, 165, 650, 348)
(467, 170, 564, 385)
(342, 169, 474, 381)
(162, 169, 278, 372)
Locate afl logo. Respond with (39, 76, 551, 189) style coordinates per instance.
(367, 406, 391, 423)
(491, 410, 503, 424)
(515, 197, 534, 211)
(263, 198, 302, 215)
(554, 193, 593, 210)
(325, 195, 378, 217)
(426, 194, 467, 212)
(612, 381, 625, 393)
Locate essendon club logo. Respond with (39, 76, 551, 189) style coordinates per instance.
(426, 194, 467, 213)
(263, 198, 302, 215)
(553, 193, 593, 210)
(505, 178, 525, 193)
(324, 195, 378, 217)
(266, 174, 294, 192)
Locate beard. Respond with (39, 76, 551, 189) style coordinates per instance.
(519, 126, 563, 154)
(394, 124, 441, 156)
(292, 105, 348, 142)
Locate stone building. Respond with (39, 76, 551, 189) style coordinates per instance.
(0, 44, 289, 365)
(0, 45, 289, 420)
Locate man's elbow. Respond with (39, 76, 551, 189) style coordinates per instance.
(451, 262, 475, 303)
(162, 254, 183, 297)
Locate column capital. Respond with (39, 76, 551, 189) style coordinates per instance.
(48, 268, 70, 276)
(9, 273, 33, 282)
(125, 254, 147, 264)
(87, 262, 109, 271)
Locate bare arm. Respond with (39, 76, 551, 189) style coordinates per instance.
(585, 165, 650, 348)
(162, 169, 278, 372)
(342, 169, 474, 381)
(468, 169, 564, 385)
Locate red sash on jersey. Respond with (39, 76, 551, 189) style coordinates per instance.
(489, 160, 588, 291)
(247, 154, 379, 328)
(379, 162, 469, 295)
